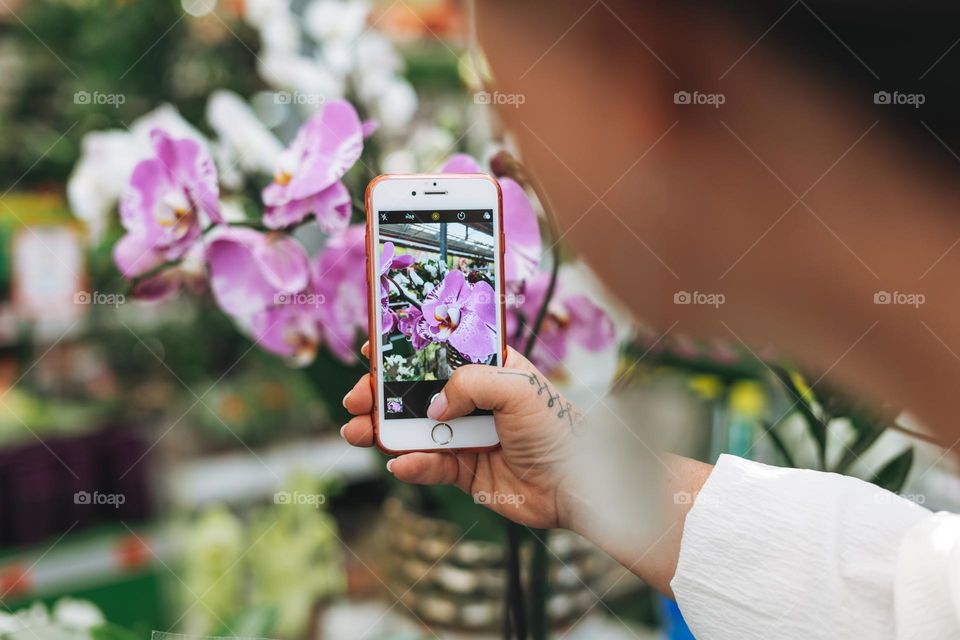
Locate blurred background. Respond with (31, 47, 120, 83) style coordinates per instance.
(0, 1, 958, 639)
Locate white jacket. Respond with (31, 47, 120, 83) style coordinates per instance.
(671, 454, 960, 639)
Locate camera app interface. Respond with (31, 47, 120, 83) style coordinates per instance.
(377, 209, 500, 420)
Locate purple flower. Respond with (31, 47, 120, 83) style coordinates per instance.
(249, 300, 323, 366)
(379, 242, 415, 283)
(398, 305, 431, 350)
(378, 242, 414, 334)
(129, 241, 206, 303)
(507, 271, 615, 373)
(441, 154, 541, 284)
(206, 227, 311, 318)
(114, 129, 222, 278)
(313, 225, 368, 363)
(206, 227, 323, 364)
(262, 100, 363, 233)
(381, 292, 398, 335)
(421, 269, 496, 363)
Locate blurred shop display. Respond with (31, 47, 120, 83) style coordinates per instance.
(0, 428, 153, 548)
(626, 326, 920, 497)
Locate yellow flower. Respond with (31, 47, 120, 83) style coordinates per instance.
(730, 381, 766, 418)
(688, 375, 723, 400)
(789, 371, 816, 405)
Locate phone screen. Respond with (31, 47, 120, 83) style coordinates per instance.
(376, 208, 502, 421)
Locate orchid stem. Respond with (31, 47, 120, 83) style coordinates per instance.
(386, 275, 422, 311)
(520, 184, 562, 640)
(523, 244, 560, 359)
(128, 259, 182, 288)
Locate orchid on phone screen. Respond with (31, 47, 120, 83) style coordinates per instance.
(379, 241, 415, 284)
(114, 130, 222, 277)
(398, 305, 431, 351)
(421, 269, 497, 363)
(378, 241, 415, 334)
(262, 100, 363, 232)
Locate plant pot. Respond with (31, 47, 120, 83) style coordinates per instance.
(379, 497, 617, 632)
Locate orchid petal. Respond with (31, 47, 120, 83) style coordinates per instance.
(441, 154, 482, 174)
(131, 269, 183, 303)
(564, 294, 616, 351)
(501, 177, 541, 284)
(150, 129, 222, 224)
(251, 305, 320, 366)
(113, 233, 166, 278)
(206, 229, 282, 317)
(251, 234, 311, 293)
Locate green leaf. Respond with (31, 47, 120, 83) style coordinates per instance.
(832, 415, 886, 475)
(90, 624, 140, 640)
(762, 421, 797, 468)
(870, 447, 914, 494)
(772, 367, 828, 469)
(213, 605, 278, 639)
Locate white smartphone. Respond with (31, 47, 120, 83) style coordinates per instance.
(365, 173, 505, 454)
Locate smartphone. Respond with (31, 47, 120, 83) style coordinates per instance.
(365, 173, 506, 454)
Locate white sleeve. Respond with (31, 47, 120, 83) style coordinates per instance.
(895, 512, 960, 639)
(670, 453, 934, 640)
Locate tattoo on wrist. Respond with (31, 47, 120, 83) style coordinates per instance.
(498, 371, 586, 434)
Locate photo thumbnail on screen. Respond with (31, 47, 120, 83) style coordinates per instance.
(377, 209, 500, 420)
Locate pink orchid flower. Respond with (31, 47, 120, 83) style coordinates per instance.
(379, 241, 415, 334)
(440, 154, 541, 285)
(129, 241, 207, 303)
(249, 298, 324, 366)
(206, 227, 311, 318)
(262, 100, 363, 233)
(420, 269, 497, 363)
(313, 225, 369, 363)
(114, 129, 222, 278)
(398, 305, 431, 351)
(206, 227, 323, 364)
(507, 271, 615, 373)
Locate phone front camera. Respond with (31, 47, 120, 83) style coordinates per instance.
(411, 190, 417, 196)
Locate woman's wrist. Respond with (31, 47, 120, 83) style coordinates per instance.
(555, 453, 714, 597)
(554, 478, 589, 533)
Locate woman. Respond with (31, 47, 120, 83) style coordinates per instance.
(346, 2, 960, 638)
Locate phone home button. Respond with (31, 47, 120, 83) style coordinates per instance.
(431, 423, 453, 446)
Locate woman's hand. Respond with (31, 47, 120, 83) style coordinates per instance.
(341, 345, 583, 529)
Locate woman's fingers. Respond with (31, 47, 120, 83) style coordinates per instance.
(387, 452, 476, 492)
(340, 414, 374, 447)
(361, 341, 370, 358)
(343, 374, 373, 414)
(427, 363, 532, 422)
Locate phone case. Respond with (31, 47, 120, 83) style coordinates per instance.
(365, 173, 507, 455)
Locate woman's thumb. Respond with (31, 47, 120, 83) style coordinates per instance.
(427, 362, 535, 421)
